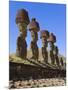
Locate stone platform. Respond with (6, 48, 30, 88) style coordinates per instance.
(9, 55, 66, 80)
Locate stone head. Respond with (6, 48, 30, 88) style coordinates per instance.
(15, 9, 30, 34)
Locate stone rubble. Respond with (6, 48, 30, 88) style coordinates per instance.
(9, 78, 66, 89)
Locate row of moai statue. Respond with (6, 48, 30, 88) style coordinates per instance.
(15, 9, 64, 66)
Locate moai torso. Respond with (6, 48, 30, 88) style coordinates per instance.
(16, 34, 27, 58)
(54, 46, 58, 56)
(31, 31, 38, 43)
(15, 9, 30, 59)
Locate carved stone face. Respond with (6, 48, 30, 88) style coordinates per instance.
(17, 23, 27, 32)
(41, 37, 47, 47)
(17, 23, 27, 38)
(16, 9, 30, 25)
(49, 42, 54, 51)
(31, 31, 38, 42)
(48, 33, 56, 43)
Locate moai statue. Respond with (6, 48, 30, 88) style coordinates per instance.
(54, 46, 59, 66)
(15, 9, 30, 59)
(48, 33, 56, 65)
(40, 30, 49, 63)
(60, 57, 64, 66)
(28, 18, 40, 60)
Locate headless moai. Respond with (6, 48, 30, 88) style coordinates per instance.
(15, 9, 30, 59)
(40, 30, 49, 63)
(28, 18, 40, 60)
(48, 33, 56, 65)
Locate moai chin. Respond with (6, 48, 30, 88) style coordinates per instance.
(28, 18, 40, 60)
(48, 33, 56, 65)
(15, 9, 30, 59)
(40, 30, 49, 63)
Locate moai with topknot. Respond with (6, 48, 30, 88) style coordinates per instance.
(28, 18, 40, 60)
(48, 33, 56, 65)
(40, 30, 49, 63)
(15, 9, 30, 59)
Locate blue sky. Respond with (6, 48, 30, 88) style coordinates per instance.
(9, 1, 66, 56)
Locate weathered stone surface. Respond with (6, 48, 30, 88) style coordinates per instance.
(40, 30, 49, 39)
(15, 9, 30, 59)
(48, 33, 56, 65)
(29, 18, 40, 32)
(48, 33, 56, 43)
(54, 46, 59, 66)
(15, 9, 30, 25)
(40, 30, 49, 62)
(16, 34, 27, 59)
(60, 57, 64, 66)
(41, 47, 48, 63)
(29, 18, 40, 60)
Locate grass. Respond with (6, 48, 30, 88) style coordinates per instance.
(9, 54, 35, 66)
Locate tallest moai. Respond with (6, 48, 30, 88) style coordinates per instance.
(15, 9, 30, 59)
